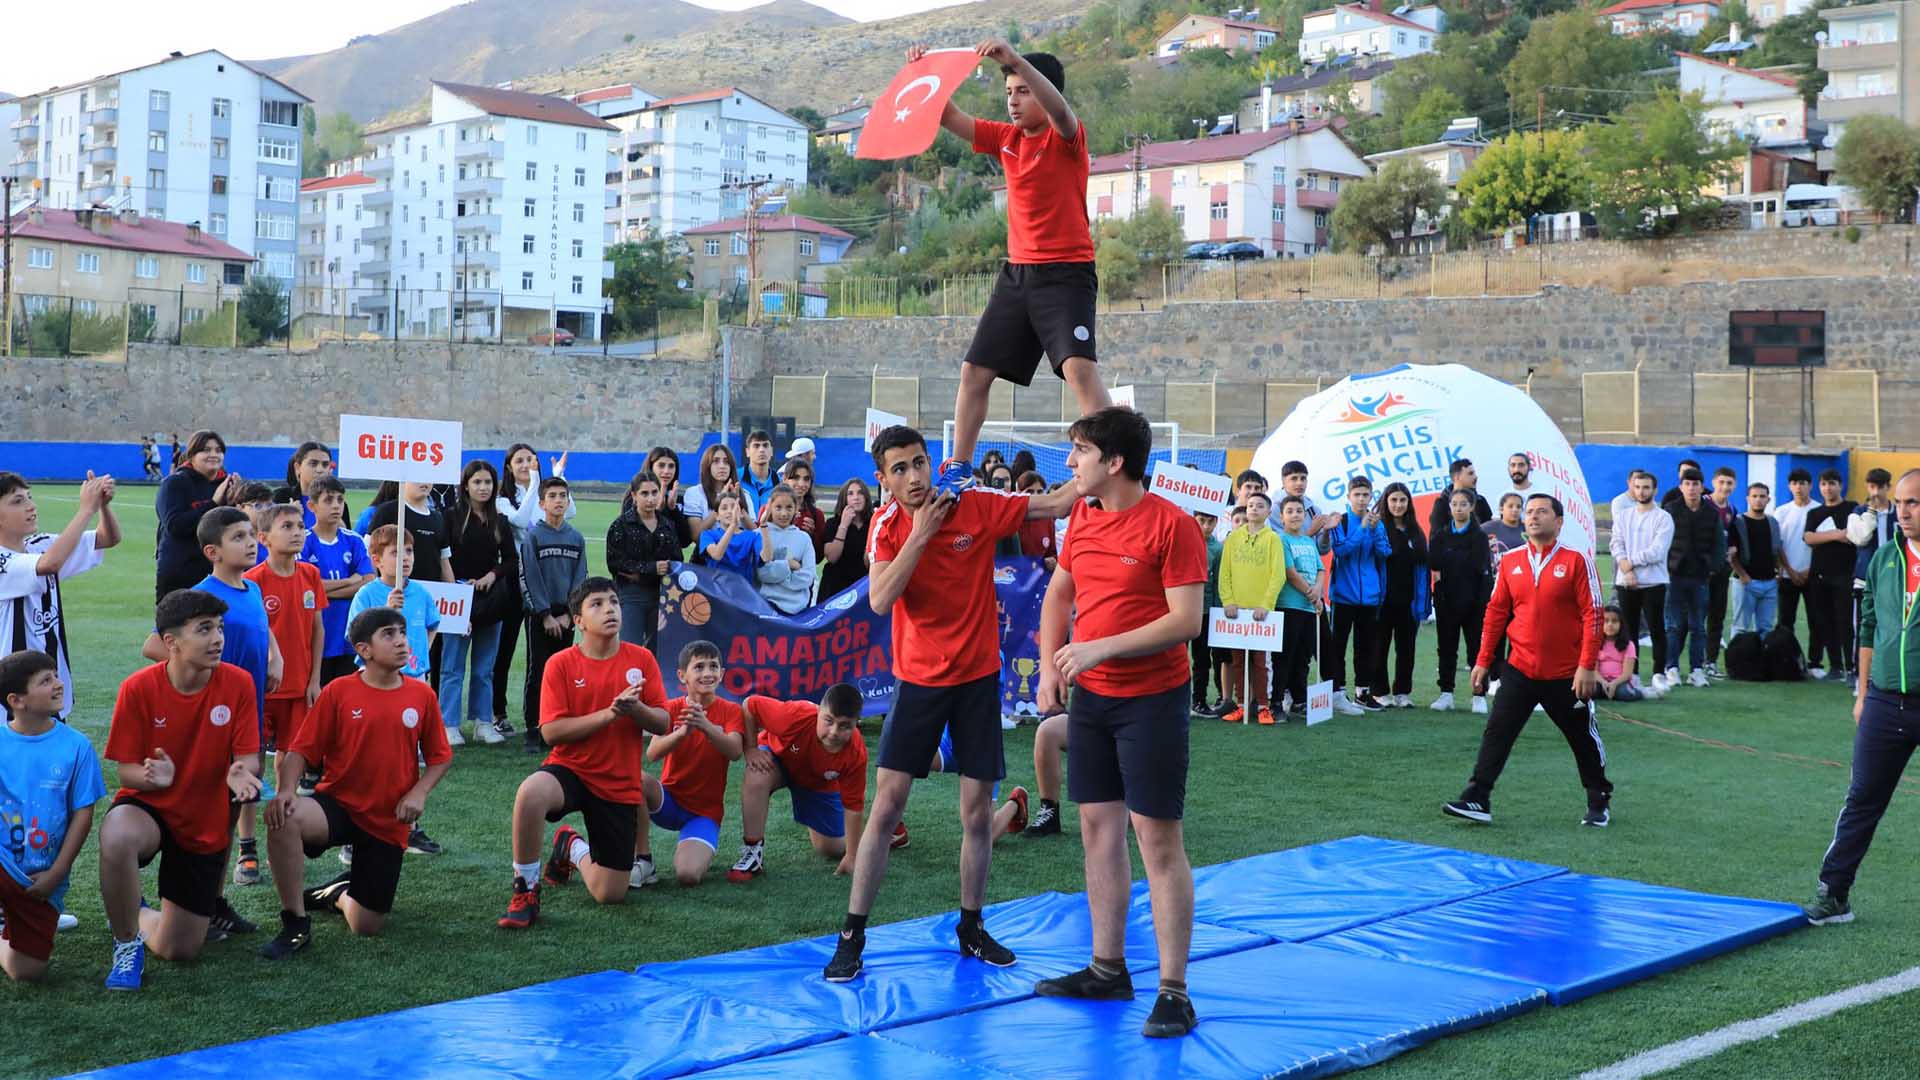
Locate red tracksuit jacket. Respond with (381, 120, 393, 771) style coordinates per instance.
(1477, 540, 1602, 680)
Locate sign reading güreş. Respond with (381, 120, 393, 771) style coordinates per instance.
(1250, 363, 1596, 556)
(337, 414, 464, 485)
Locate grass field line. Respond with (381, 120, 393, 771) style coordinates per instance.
(1577, 963, 1920, 1080)
(1595, 705, 1920, 795)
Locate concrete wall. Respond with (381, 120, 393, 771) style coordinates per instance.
(1507, 223, 1920, 270)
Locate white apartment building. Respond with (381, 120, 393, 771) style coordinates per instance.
(583, 87, 809, 242)
(353, 82, 615, 341)
(7, 50, 308, 287)
(296, 170, 377, 323)
(1300, 3, 1444, 63)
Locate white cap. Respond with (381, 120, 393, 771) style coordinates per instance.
(784, 437, 816, 460)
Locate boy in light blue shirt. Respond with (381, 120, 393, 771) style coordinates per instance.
(0, 650, 106, 981)
(347, 525, 441, 682)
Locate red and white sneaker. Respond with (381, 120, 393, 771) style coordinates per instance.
(543, 825, 579, 887)
(890, 821, 911, 850)
(497, 877, 541, 930)
(726, 842, 765, 883)
(1004, 787, 1030, 836)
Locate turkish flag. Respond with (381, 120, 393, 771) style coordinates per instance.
(855, 49, 982, 161)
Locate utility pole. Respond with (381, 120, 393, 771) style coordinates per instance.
(723, 176, 772, 325)
(1536, 88, 1545, 144)
(1126, 135, 1151, 217)
(2, 175, 12, 359)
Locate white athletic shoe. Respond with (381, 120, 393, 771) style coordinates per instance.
(57, 913, 79, 932)
(476, 719, 506, 745)
(1808, 666, 1828, 681)
(1333, 695, 1366, 716)
(1393, 694, 1415, 708)
(1688, 668, 1710, 688)
(1638, 635, 1653, 648)
(629, 858, 659, 889)
(445, 726, 466, 747)
(1430, 692, 1455, 711)
(1664, 666, 1682, 687)
(1650, 673, 1668, 694)
(1471, 695, 1489, 714)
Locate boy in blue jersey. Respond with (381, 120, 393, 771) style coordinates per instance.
(0, 650, 106, 981)
(300, 477, 376, 685)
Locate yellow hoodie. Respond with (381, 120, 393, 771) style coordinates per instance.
(1218, 523, 1283, 610)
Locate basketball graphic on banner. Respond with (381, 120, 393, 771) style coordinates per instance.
(681, 593, 712, 627)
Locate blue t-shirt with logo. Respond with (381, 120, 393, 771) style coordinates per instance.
(301, 528, 375, 658)
(0, 721, 107, 908)
(1278, 532, 1322, 613)
(195, 574, 273, 726)
(347, 578, 441, 679)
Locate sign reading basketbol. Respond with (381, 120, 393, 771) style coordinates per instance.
(1206, 607, 1283, 651)
(1151, 461, 1232, 517)
(417, 581, 475, 637)
(337, 414, 464, 485)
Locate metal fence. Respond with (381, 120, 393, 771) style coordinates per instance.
(6, 290, 241, 358)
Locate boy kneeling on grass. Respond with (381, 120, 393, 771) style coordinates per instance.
(639, 642, 746, 888)
(0, 650, 107, 983)
(259, 607, 453, 959)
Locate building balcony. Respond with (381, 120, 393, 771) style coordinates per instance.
(1818, 41, 1900, 72)
(360, 259, 391, 278)
(454, 213, 500, 233)
(1818, 88, 1902, 122)
(454, 175, 503, 198)
(1294, 188, 1340, 210)
(355, 292, 392, 312)
(8, 158, 38, 180)
(456, 139, 504, 162)
(82, 181, 116, 203)
(362, 223, 392, 243)
(453, 250, 500, 271)
(297, 237, 324, 257)
(363, 189, 394, 209)
(363, 155, 394, 178)
(9, 120, 38, 144)
(85, 106, 118, 128)
(84, 145, 117, 166)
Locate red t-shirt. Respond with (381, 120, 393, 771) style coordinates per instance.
(107, 662, 261, 854)
(540, 644, 668, 804)
(868, 488, 1029, 687)
(1058, 493, 1209, 698)
(1018, 517, 1057, 560)
(972, 118, 1095, 265)
(659, 696, 745, 822)
(747, 695, 867, 812)
(245, 561, 328, 701)
(289, 674, 450, 847)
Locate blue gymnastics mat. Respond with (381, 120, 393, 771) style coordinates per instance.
(876, 941, 1549, 1080)
(1308, 872, 1808, 1005)
(638, 888, 1268, 1034)
(64, 970, 842, 1080)
(1189, 834, 1568, 942)
(681, 1034, 1018, 1079)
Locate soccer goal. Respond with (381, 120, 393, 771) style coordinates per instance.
(941, 420, 1229, 484)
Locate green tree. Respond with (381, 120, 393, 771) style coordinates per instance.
(1833, 115, 1920, 220)
(1095, 200, 1184, 298)
(787, 105, 826, 131)
(1400, 86, 1467, 147)
(1377, 35, 1508, 145)
(301, 111, 367, 178)
(1454, 129, 1590, 234)
(1331, 156, 1450, 253)
(1584, 91, 1744, 236)
(236, 275, 289, 346)
(605, 234, 696, 335)
(1503, 11, 1643, 121)
(1747, 0, 1851, 105)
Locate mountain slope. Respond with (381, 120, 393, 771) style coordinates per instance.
(254, 0, 850, 120)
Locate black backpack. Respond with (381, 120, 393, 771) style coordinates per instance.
(1724, 630, 1769, 682)
(1764, 625, 1807, 682)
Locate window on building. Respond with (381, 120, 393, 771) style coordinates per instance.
(799, 237, 814, 256)
(261, 101, 299, 127)
(1418, 35, 1429, 46)
(525, 161, 538, 181)
(210, 137, 227, 160)
(150, 90, 170, 111)
(523, 234, 536, 254)
(184, 307, 206, 325)
(703, 238, 720, 255)
(571, 275, 583, 295)
(570, 238, 583, 258)
(255, 213, 295, 240)
(353, 239, 361, 254)
(401, 240, 408, 257)
(1272, 205, 1285, 223)
(1209, 198, 1228, 220)
(1173, 205, 1186, 227)
(210, 213, 227, 236)
(149, 130, 166, 152)
(435, 200, 444, 219)
(212, 97, 230, 118)
(526, 125, 538, 145)
(258, 175, 293, 202)
(435, 237, 444, 255)
(1329, 177, 1341, 193)
(576, 132, 588, 151)
(211, 175, 228, 195)
(572, 203, 584, 223)
(755, 149, 766, 163)
(521, 271, 534, 290)
(148, 168, 166, 193)
(334, 225, 342, 242)
(187, 262, 206, 284)
(692, 167, 702, 183)
(258, 137, 297, 163)
(731, 234, 748, 256)
(1314, 210, 1329, 229)
(1272, 166, 1285, 187)
(27, 247, 52, 269)
(524, 198, 537, 218)
(437, 164, 445, 182)
(574, 167, 586, 187)
(135, 255, 159, 278)
(76, 253, 100, 273)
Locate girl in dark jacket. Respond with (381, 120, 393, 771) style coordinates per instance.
(154, 429, 239, 600)
(818, 479, 874, 601)
(606, 471, 683, 651)
(644, 446, 695, 551)
(1374, 482, 1431, 707)
(1426, 487, 1493, 713)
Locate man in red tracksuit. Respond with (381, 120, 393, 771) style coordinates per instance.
(1444, 493, 1615, 828)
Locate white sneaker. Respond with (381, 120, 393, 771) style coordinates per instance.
(1430, 692, 1455, 711)
(1650, 673, 1668, 693)
(1394, 694, 1415, 708)
(1664, 667, 1682, 687)
(629, 858, 659, 889)
(1333, 695, 1366, 716)
(1808, 666, 1827, 680)
(1638, 635, 1653, 648)
(57, 912, 79, 932)
(1688, 668, 1709, 688)
(476, 719, 506, 745)
(445, 726, 466, 747)
(1471, 695, 1489, 714)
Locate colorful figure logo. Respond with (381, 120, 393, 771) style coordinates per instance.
(1332, 391, 1435, 434)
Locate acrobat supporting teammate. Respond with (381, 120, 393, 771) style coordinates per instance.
(908, 39, 1111, 492)
(1036, 407, 1208, 1039)
(823, 424, 1079, 983)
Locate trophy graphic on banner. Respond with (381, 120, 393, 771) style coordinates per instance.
(1013, 657, 1039, 697)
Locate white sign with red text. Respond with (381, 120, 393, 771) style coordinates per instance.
(1206, 607, 1284, 651)
(1111, 384, 1136, 409)
(865, 408, 909, 452)
(417, 580, 475, 637)
(337, 414, 464, 485)
(1152, 462, 1233, 516)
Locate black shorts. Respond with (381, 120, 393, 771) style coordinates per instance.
(112, 796, 229, 918)
(1068, 684, 1191, 820)
(308, 792, 404, 915)
(876, 674, 1005, 782)
(320, 654, 359, 685)
(540, 765, 638, 873)
(962, 261, 1098, 387)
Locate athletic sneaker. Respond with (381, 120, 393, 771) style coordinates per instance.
(1392, 694, 1415, 708)
(1024, 801, 1062, 837)
(1688, 668, 1709, 689)
(476, 718, 506, 745)
(1650, 673, 1669, 694)
(297, 768, 321, 797)
(57, 912, 78, 932)
(543, 825, 580, 887)
(492, 715, 516, 739)
(1705, 662, 1724, 680)
(406, 827, 443, 855)
(497, 877, 541, 930)
(630, 857, 659, 889)
(1256, 707, 1277, 726)
(259, 912, 312, 960)
(1803, 889, 1853, 925)
(890, 821, 910, 850)
(446, 726, 467, 747)
(1638, 634, 1653, 648)
(303, 873, 352, 914)
(1471, 694, 1489, 714)
(1142, 991, 1199, 1039)
(958, 923, 1016, 967)
(1354, 692, 1386, 712)
(1581, 792, 1611, 828)
(1809, 666, 1827, 681)
(934, 458, 977, 497)
(1220, 706, 1245, 723)
(1665, 666, 1683, 686)
(1287, 704, 1307, 720)
(824, 929, 865, 981)
(232, 853, 261, 886)
(210, 896, 258, 936)
(1443, 797, 1492, 824)
(105, 935, 145, 991)
(1035, 964, 1135, 1000)
(1430, 692, 1455, 711)
(1332, 695, 1366, 717)
(727, 843, 766, 883)
(1204, 700, 1236, 719)
(1005, 787, 1029, 835)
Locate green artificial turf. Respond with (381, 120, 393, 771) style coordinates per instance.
(6, 484, 1916, 1079)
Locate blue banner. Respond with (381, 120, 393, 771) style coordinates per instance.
(656, 558, 1051, 716)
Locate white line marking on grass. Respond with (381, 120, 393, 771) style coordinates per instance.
(1579, 964, 1920, 1080)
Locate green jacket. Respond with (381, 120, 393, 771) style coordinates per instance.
(1859, 537, 1920, 693)
(1203, 535, 1224, 610)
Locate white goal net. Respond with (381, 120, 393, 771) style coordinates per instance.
(940, 420, 1232, 485)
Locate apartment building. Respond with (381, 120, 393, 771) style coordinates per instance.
(684, 213, 854, 292)
(6, 50, 308, 287)
(1361, 119, 1487, 252)
(1815, 0, 1920, 167)
(1238, 58, 1398, 131)
(1299, 2, 1443, 62)
(585, 87, 809, 242)
(6, 206, 252, 317)
(351, 82, 615, 341)
(1598, 0, 1722, 36)
(1156, 14, 1281, 61)
(296, 171, 377, 322)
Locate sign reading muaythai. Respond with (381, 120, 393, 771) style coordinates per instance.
(1206, 608, 1284, 651)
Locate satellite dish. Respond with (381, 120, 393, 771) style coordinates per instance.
(676, 279, 689, 289)
(1815, 30, 1827, 43)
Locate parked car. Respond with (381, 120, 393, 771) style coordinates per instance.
(530, 328, 576, 346)
(1184, 242, 1220, 260)
(1215, 241, 1265, 260)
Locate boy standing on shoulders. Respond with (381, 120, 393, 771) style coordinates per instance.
(640, 642, 746, 887)
(499, 579, 669, 928)
(1035, 407, 1207, 1038)
(260, 608, 452, 958)
(908, 40, 1111, 490)
(0, 651, 106, 982)
(728, 685, 870, 882)
(100, 590, 263, 990)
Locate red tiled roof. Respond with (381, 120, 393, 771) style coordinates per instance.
(300, 173, 374, 192)
(1599, 0, 1713, 14)
(1086, 120, 1342, 176)
(572, 84, 642, 105)
(8, 210, 253, 261)
(432, 82, 617, 131)
(1674, 51, 1801, 89)
(683, 214, 855, 240)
